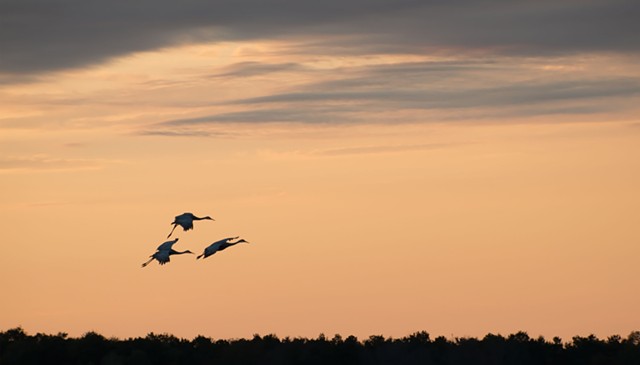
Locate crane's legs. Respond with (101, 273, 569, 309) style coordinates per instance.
(167, 224, 178, 238)
(141, 257, 154, 268)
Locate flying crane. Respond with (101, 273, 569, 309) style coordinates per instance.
(167, 212, 214, 238)
(197, 237, 249, 260)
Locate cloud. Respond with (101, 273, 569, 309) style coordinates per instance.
(136, 129, 229, 137)
(1, 1, 638, 76)
(209, 58, 640, 113)
(230, 77, 640, 112)
(0, 155, 116, 173)
(212, 62, 307, 78)
(63, 142, 87, 148)
(159, 107, 360, 125)
(310, 143, 455, 157)
(0, 72, 38, 84)
(144, 57, 640, 131)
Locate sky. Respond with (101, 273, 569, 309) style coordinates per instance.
(1, 0, 639, 341)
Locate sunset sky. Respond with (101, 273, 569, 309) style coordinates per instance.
(1, 0, 639, 341)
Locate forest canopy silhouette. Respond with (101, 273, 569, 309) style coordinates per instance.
(2, 327, 639, 365)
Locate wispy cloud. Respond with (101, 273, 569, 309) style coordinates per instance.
(230, 69, 640, 110)
(62, 142, 87, 148)
(0, 155, 119, 174)
(158, 107, 360, 126)
(0, 72, 38, 85)
(135, 129, 230, 138)
(147, 61, 640, 132)
(212, 61, 307, 78)
(310, 143, 456, 157)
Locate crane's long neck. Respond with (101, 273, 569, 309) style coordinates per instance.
(172, 250, 192, 255)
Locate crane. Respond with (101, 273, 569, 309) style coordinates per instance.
(197, 237, 249, 260)
(167, 212, 214, 238)
(142, 238, 194, 267)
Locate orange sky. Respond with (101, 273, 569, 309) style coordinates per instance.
(2, 3, 640, 341)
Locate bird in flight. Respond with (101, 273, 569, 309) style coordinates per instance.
(197, 237, 249, 260)
(167, 212, 214, 238)
(142, 238, 194, 267)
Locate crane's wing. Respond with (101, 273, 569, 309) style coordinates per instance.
(218, 242, 235, 251)
(155, 250, 171, 265)
(157, 238, 178, 251)
(205, 242, 222, 256)
(175, 213, 192, 220)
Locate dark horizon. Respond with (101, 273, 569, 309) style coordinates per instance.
(3, 327, 640, 365)
(5, 326, 640, 343)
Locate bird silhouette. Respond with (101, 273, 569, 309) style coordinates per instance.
(167, 212, 214, 238)
(142, 238, 194, 267)
(197, 237, 249, 260)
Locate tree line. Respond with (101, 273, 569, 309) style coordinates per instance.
(1, 327, 639, 365)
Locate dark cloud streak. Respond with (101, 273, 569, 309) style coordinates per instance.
(160, 107, 359, 125)
(148, 59, 640, 129)
(212, 62, 307, 78)
(152, 86, 627, 129)
(1, 0, 638, 75)
(230, 78, 640, 110)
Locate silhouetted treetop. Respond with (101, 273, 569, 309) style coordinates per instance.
(1, 327, 639, 365)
